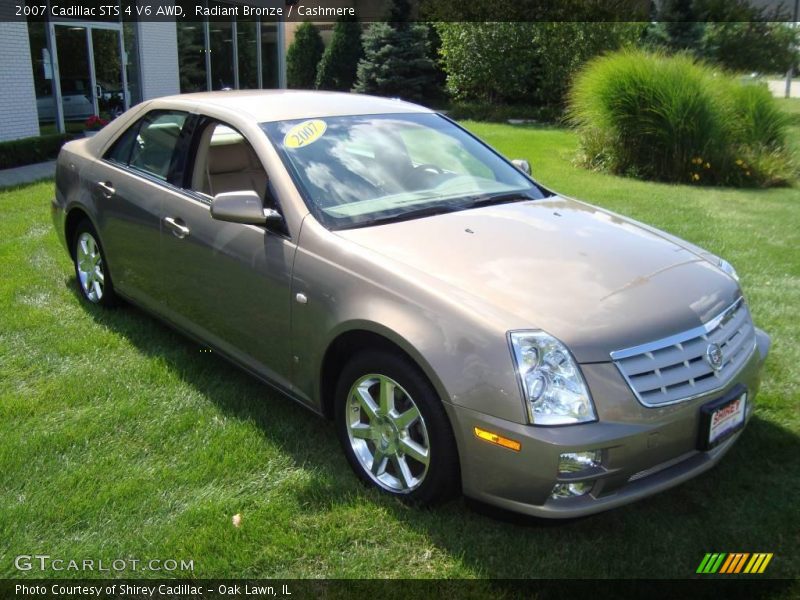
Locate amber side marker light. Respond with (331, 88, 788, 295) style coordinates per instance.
(474, 427, 522, 452)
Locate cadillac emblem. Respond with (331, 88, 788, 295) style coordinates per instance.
(706, 343, 724, 371)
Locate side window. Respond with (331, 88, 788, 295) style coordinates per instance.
(105, 122, 140, 165)
(127, 112, 188, 181)
(188, 121, 268, 203)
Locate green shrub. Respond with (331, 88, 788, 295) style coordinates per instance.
(286, 22, 324, 89)
(568, 50, 794, 187)
(315, 16, 363, 92)
(0, 133, 76, 170)
(727, 83, 789, 148)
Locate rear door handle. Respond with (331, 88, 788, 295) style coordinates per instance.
(163, 217, 190, 239)
(97, 181, 115, 198)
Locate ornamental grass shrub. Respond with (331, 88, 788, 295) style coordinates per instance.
(568, 50, 794, 187)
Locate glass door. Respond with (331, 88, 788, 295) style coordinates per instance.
(54, 24, 95, 130)
(35, 21, 128, 134)
(91, 28, 125, 117)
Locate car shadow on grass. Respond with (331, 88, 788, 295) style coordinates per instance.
(71, 278, 799, 581)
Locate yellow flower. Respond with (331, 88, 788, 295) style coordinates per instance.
(692, 173, 700, 181)
(736, 159, 743, 165)
(704, 162, 711, 169)
(745, 171, 751, 177)
(692, 157, 703, 165)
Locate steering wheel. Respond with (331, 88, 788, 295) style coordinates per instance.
(413, 163, 444, 175)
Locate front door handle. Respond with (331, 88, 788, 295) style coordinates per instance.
(163, 217, 190, 239)
(97, 181, 115, 198)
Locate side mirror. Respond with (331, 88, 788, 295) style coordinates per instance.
(512, 159, 531, 176)
(210, 191, 283, 226)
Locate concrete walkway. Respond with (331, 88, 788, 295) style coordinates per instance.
(0, 160, 56, 189)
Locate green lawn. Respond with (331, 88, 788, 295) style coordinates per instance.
(1, 103, 799, 581)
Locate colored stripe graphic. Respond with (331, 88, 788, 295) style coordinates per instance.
(696, 553, 713, 573)
(697, 553, 773, 574)
(720, 553, 748, 573)
(744, 553, 774, 574)
(697, 553, 727, 573)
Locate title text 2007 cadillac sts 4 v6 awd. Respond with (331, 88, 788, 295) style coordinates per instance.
(51, 91, 770, 518)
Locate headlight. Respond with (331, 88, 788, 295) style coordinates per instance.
(509, 331, 597, 425)
(717, 258, 739, 282)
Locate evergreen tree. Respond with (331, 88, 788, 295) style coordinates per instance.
(315, 16, 363, 91)
(286, 22, 324, 89)
(353, 0, 438, 103)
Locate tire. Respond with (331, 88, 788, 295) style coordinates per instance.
(334, 350, 460, 505)
(72, 220, 118, 307)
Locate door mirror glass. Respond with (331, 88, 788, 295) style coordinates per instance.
(511, 159, 531, 176)
(211, 191, 280, 225)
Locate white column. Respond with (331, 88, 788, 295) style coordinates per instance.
(135, 16, 180, 100)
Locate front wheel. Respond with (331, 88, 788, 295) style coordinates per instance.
(335, 351, 460, 505)
(73, 220, 117, 307)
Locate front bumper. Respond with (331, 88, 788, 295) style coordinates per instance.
(446, 328, 770, 518)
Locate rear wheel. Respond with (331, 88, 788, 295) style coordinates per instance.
(73, 220, 117, 307)
(335, 351, 459, 505)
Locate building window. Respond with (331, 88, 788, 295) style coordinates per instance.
(26, 19, 56, 131)
(177, 1, 282, 92)
(176, 0, 208, 93)
(123, 21, 142, 106)
(209, 2, 235, 90)
(261, 20, 279, 89)
(237, 20, 259, 89)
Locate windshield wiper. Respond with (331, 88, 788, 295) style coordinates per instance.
(340, 192, 537, 229)
(359, 204, 465, 227)
(460, 192, 536, 210)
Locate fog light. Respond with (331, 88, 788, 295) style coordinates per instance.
(551, 482, 592, 499)
(558, 451, 601, 474)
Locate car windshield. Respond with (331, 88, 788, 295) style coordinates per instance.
(262, 113, 545, 229)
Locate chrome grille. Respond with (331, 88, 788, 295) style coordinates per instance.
(611, 298, 756, 407)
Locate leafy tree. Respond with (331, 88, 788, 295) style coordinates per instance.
(316, 16, 363, 91)
(435, 22, 642, 107)
(644, 0, 798, 74)
(644, 0, 705, 53)
(286, 22, 324, 89)
(702, 22, 799, 74)
(353, 17, 438, 103)
(435, 23, 539, 103)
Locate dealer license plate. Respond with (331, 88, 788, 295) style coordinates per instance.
(701, 392, 747, 449)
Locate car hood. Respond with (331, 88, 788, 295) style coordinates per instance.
(336, 196, 741, 363)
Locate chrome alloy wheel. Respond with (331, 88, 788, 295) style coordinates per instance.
(76, 231, 105, 303)
(346, 374, 430, 493)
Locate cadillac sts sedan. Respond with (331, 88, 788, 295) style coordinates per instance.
(51, 91, 770, 517)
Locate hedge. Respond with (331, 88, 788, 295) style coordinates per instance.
(0, 133, 77, 170)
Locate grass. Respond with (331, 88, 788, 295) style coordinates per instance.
(1, 102, 799, 582)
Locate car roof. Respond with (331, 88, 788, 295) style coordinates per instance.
(151, 90, 434, 122)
